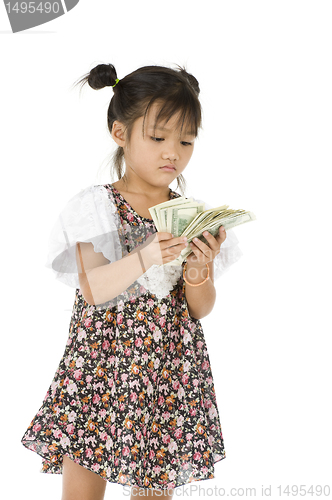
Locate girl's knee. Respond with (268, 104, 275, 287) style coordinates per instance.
(61, 455, 107, 500)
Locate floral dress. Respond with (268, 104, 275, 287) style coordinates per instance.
(21, 183, 242, 490)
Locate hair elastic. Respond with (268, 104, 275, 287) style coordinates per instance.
(112, 78, 120, 88)
(183, 262, 210, 286)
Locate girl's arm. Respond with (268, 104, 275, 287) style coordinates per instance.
(184, 261, 216, 320)
(76, 242, 151, 306)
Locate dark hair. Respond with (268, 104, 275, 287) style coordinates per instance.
(73, 63, 202, 194)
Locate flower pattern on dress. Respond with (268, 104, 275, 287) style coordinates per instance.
(21, 183, 226, 490)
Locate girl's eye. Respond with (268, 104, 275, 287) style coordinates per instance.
(150, 137, 193, 146)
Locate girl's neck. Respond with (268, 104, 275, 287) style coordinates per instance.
(113, 178, 171, 200)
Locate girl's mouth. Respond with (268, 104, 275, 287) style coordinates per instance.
(160, 166, 175, 171)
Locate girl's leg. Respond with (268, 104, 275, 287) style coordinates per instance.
(130, 486, 174, 499)
(61, 455, 107, 500)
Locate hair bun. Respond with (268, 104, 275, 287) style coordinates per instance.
(182, 71, 200, 95)
(88, 63, 118, 90)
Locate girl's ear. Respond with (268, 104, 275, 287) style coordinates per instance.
(111, 121, 126, 147)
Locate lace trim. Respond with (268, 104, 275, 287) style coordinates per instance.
(136, 264, 183, 300)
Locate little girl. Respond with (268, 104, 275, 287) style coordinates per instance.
(21, 63, 242, 500)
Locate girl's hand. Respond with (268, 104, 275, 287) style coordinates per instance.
(139, 232, 188, 268)
(186, 226, 227, 267)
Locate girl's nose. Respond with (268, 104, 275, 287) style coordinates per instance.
(162, 149, 179, 161)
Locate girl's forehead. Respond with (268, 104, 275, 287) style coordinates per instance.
(143, 102, 196, 136)
(146, 123, 196, 137)
(143, 108, 196, 136)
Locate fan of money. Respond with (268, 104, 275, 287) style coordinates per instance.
(148, 196, 256, 267)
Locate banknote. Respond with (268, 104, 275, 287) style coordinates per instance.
(148, 198, 256, 267)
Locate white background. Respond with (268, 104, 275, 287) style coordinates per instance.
(1, 1, 331, 498)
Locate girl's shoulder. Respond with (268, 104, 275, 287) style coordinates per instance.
(60, 183, 123, 232)
(63, 183, 116, 211)
(44, 183, 123, 289)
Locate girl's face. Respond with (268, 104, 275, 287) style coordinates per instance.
(117, 102, 196, 192)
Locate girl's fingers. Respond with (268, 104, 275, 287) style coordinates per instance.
(192, 237, 202, 246)
(215, 227, 227, 245)
(191, 230, 226, 255)
(199, 231, 222, 249)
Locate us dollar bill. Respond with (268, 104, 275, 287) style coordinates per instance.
(148, 199, 256, 267)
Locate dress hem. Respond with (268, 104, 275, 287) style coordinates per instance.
(21, 437, 226, 490)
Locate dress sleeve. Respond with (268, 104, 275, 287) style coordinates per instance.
(44, 185, 124, 289)
(190, 196, 243, 281)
